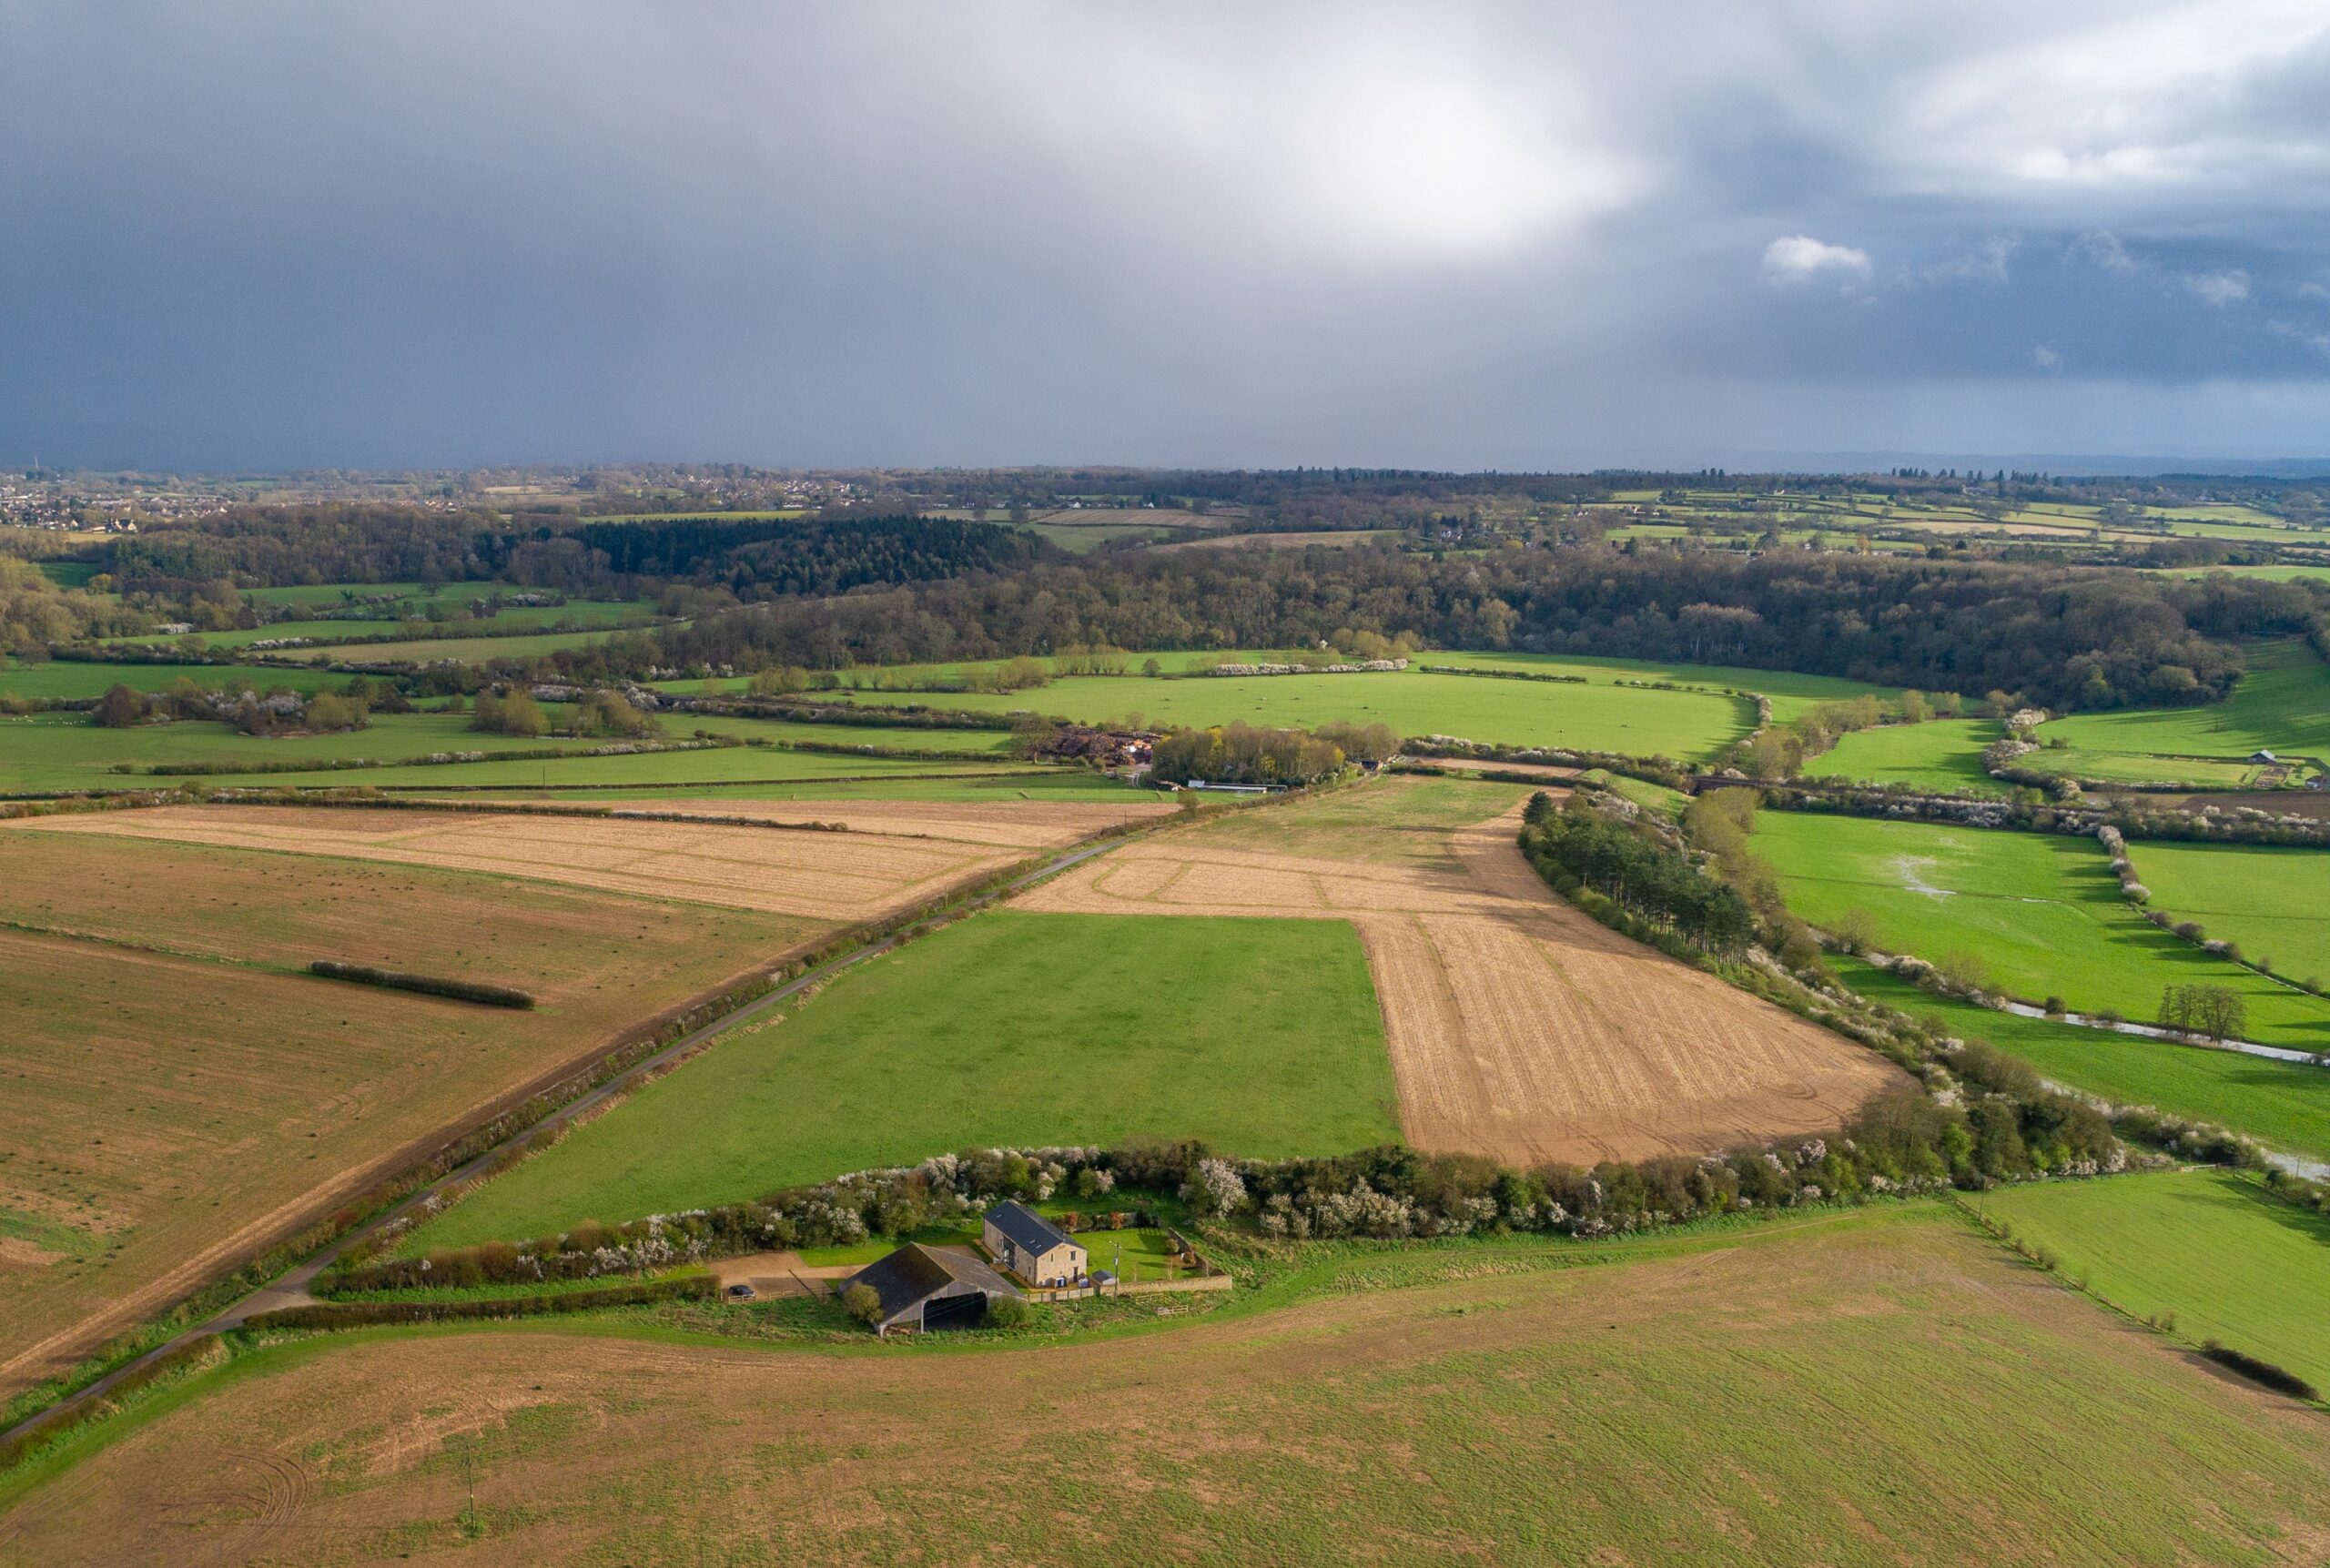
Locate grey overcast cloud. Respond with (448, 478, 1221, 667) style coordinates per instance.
(5, 1, 2330, 470)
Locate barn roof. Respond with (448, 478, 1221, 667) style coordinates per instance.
(986, 1199, 1077, 1256)
(849, 1243, 1018, 1325)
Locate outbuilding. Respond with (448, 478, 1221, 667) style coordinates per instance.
(982, 1200, 1089, 1287)
(844, 1243, 1022, 1337)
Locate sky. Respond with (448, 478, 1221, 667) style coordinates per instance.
(5, 1, 2330, 472)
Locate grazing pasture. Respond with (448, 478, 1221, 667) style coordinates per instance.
(0, 660, 341, 702)
(2014, 748, 2276, 788)
(11, 1211, 2330, 1564)
(1983, 1168, 2330, 1393)
(0, 832, 812, 1400)
(278, 629, 623, 664)
(1832, 958, 2330, 1162)
(1412, 649, 1896, 720)
(404, 910, 1398, 1249)
(846, 668, 1756, 761)
(2128, 840, 2330, 986)
(0, 710, 683, 796)
(1023, 779, 1901, 1166)
(1752, 812, 2330, 1049)
(12, 801, 1060, 920)
(1813, 719, 2003, 794)
(2037, 638, 2330, 762)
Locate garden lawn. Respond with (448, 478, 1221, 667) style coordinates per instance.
(2037, 639, 2330, 760)
(2132, 841, 2330, 986)
(403, 910, 1398, 1249)
(1813, 719, 2002, 794)
(1753, 812, 2330, 1050)
(1832, 957, 2330, 1162)
(1983, 1168, 2330, 1392)
(845, 669, 1754, 762)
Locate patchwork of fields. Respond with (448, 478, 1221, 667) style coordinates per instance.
(9, 1210, 2329, 1564)
(1022, 780, 1902, 1165)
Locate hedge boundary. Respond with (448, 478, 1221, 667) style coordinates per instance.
(246, 1274, 717, 1330)
(309, 961, 537, 1009)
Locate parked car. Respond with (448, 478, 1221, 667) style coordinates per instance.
(725, 1282, 755, 1300)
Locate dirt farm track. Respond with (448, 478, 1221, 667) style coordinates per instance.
(1019, 795, 1903, 1166)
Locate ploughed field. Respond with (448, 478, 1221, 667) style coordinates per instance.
(0, 830, 816, 1402)
(8, 1209, 2329, 1565)
(8, 797, 1165, 920)
(1020, 778, 1902, 1166)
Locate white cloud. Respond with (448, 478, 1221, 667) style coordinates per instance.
(1927, 233, 2020, 283)
(2270, 319, 2330, 356)
(2072, 230, 2139, 271)
(2183, 269, 2252, 307)
(2031, 344, 2064, 371)
(1762, 235, 1871, 288)
(2298, 281, 2330, 301)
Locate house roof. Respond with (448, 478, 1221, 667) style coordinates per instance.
(849, 1243, 1018, 1324)
(986, 1199, 1078, 1257)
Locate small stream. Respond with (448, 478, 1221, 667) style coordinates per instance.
(1854, 949, 2329, 1180)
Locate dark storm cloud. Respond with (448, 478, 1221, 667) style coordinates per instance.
(3, 0, 2328, 470)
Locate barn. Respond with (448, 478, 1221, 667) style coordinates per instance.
(845, 1243, 1023, 1337)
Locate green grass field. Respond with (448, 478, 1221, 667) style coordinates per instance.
(403, 910, 1399, 1249)
(2132, 841, 2330, 986)
(278, 628, 622, 663)
(1813, 719, 2003, 793)
(839, 669, 1755, 762)
(0, 707, 1038, 795)
(106, 600, 664, 652)
(2016, 748, 2273, 788)
(0, 659, 343, 701)
(2038, 639, 2330, 761)
(1983, 1168, 2330, 1393)
(1832, 957, 2330, 1161)
(1406, 650, 1896, 719)
(1753, 812, 2330, 1049)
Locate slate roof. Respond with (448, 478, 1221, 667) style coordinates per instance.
(986, 1199, 1077, 1257)
(849, 1243, 1020, 1325)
